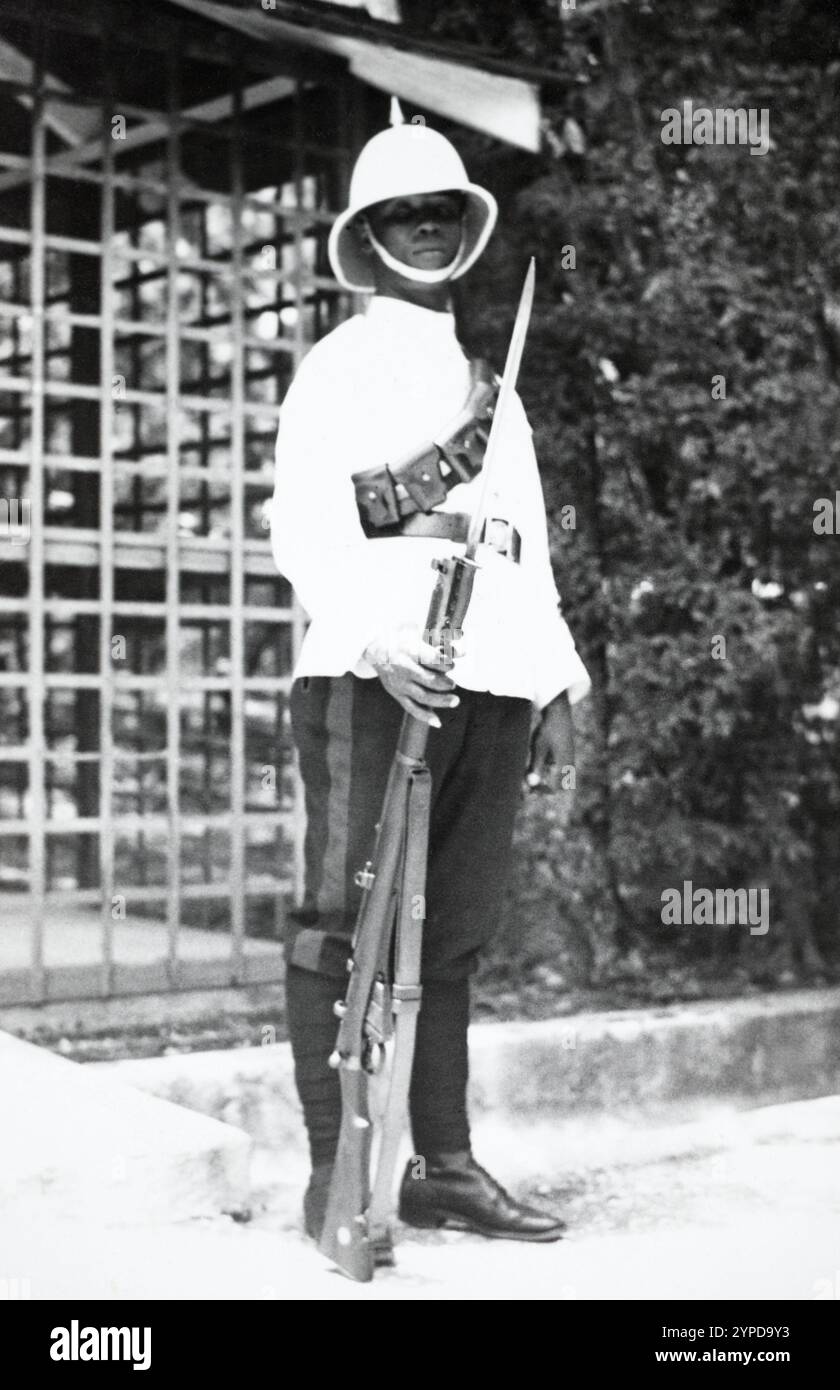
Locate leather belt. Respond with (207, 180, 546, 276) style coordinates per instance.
(364, 510, 522, 563)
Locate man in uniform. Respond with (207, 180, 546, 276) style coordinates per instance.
(270, 112, 590, 1246)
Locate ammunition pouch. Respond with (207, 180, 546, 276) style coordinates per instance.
(352, 358, 499, 535)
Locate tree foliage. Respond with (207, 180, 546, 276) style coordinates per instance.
(402, 0, 840, 1001)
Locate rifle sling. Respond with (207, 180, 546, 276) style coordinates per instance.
(367, 763, 432, 1243)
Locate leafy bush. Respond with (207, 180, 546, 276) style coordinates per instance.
(403, 0, 840, 998)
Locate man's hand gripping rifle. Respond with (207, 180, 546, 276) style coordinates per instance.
(318, 261, 536, 1282)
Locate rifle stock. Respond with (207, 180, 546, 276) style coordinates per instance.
(318, 1068, 374, 1281)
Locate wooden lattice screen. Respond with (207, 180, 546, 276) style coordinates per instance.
(0, 0, 356, 1002)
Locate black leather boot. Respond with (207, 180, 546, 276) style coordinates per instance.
(398, 1151, 566, 1242)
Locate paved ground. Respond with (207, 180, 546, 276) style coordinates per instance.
(3, 1095, 839, 1301)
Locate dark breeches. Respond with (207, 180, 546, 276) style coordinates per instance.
(285, 672, 532, 1166)
(286, 673, 532, 983)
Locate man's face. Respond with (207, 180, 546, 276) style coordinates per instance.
(362, 191, 465, 274)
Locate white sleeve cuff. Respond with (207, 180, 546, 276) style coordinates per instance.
(533, 613, 592, 710)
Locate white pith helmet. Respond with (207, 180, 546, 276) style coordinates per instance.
(328, 107, 498, 293)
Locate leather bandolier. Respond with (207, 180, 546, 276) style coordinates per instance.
(351, 358, 521, 563)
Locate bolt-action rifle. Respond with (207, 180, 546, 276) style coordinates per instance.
(318, 260, 536, 1281)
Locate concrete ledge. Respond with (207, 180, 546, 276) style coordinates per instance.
(98, 1036, 303, 1153)
(468, 986, 840, 1119)
(0, 1031, 252, 1225)
(95, 987, 840, 1153)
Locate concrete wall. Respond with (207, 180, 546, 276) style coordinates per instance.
(95, 987, 840, 1150)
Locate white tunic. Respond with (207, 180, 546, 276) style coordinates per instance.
(270, 294, 591, 710)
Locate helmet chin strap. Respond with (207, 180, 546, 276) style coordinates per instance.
(362, 216, 465, 285)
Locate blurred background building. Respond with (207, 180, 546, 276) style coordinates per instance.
(0, 0, 548, 1008)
